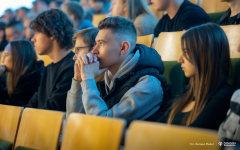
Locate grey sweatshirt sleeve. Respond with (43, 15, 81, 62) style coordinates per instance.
(66, 78, 85, 117)
(67, 75, 163, 123)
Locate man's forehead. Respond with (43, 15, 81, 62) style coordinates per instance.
(96, 29, 114, 41)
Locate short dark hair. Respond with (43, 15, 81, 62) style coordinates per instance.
(98, 16, 137, 50)
(30, 9, 74, 49)
(6, 21, 23, 32)
(62, 2, 84, 23)
(37, 0, 51, 5)
(0, 22, 6, 31)
(73, 27, 99, 50)
(19, 7, 29, 13)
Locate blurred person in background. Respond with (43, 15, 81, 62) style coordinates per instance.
(5, 21, 24, 42)
(0, 22, 8, 52)
(23, 17, 35, 40)
(0, 40, 44, 106)
(16, 7, 30, 23)
(3, 9, 15, 23)
(61, 1, 94, 30)
(36, 0, 50, 13)
(110, 0, 158, 36)
(49, 0, 63, 8)
(217, 0, 240, 25)
(88, 0, 111, 14)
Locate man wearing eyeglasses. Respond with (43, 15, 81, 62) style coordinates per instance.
(72, 27, 104, 83)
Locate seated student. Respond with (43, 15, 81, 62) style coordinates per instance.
(25, 9, 75, 111)
(0, 40, 44, 106)
(87, 0, 111, 14)
(67, 16, 172, 124)
(61, 2, 94, 30)
(5, 21, 24, 42)
(217, 0, 240, 25)
(152, 0, 211, 37)
(110, 0, 158, 36)
(72, 27, 104, 82)
(157, 23, 234, 130)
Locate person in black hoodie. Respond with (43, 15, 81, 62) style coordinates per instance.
(25, 9, 75, 111)
(157, 23, 234, 130)
(152, 0, 211, 37)
(66, 16, 172, 125)
(217, 0, 240, 25)
(0, 40, 44, 106)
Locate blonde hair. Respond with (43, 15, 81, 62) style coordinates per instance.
(122, 0, 157, 20)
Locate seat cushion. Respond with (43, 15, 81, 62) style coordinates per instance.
(0, 138, 13, 150)
(15, 146, 37, 150)
(163, 61, 189, 98)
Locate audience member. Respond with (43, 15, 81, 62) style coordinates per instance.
(157, 23, 234, 130)
(217, 0, 240, 25)
(25, 9, 75, 111)
(36, 0, 50, 13)
(5, 21, 24, 42)
(88, 0, 111, 14)
(152, 0, 211, 37)
(80, 0, 91, 10)
(23, 17, 35, 40)
(0, 40, 44, 106)
(61, 2, 94, 30)
(3, 9, 15, 23)
(110, 0, 158, 36)
(49, 0, 63, 8)
(0, 22, 8, 52)
(72, 27, 104, 86)
(67, 16, 172, 125)
(16, 7, 29, 23)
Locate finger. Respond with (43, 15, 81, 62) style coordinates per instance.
(81, 54, 88, 65)
(93, 56, 98, 62)
(87, 53, 93, 63)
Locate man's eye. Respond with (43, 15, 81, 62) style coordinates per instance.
(100, 42, 104, 46)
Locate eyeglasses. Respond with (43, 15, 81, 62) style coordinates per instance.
(75, 46, 92, 54)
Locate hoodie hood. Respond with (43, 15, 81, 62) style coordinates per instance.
(131, 44, 164, 74)
(105, 44, 164, 91)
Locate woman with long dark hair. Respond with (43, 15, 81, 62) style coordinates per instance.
(157, 23, 234, 130)
(0, 40, 44, 106)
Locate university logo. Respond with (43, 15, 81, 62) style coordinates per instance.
(218, 142, 223, 146)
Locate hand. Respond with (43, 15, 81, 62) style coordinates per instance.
(0, 65, 6, 76)
(79, 53, 108, 80)
(74, 57, 82, 82)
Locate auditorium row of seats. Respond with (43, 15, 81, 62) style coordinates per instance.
(0, 105, 222, 150)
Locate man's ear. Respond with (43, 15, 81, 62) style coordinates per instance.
(70, 14, 75, 21)
(120, 41, 130, 55)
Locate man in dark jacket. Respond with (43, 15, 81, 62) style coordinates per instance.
(67, 16, 171, 124)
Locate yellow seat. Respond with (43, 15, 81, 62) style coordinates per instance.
(125, 121, 220, 150)
(14, 108, 64, 150)
(61, 113, 125, 150)
(155, 31, 185, 61)
(92, 14, 108, 27)
(137, 34, 154, 47)
(37, 55, 52, 66)
(0, 105, 23, 144)
(148, 5, 163, 19)
(189, 0, 197, 4)
(221, 25, 240, 58)
(200, 0, 229, 13)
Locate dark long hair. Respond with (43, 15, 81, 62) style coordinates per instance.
(7, 40, 37, 95)
(167, 23, 231, 125)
